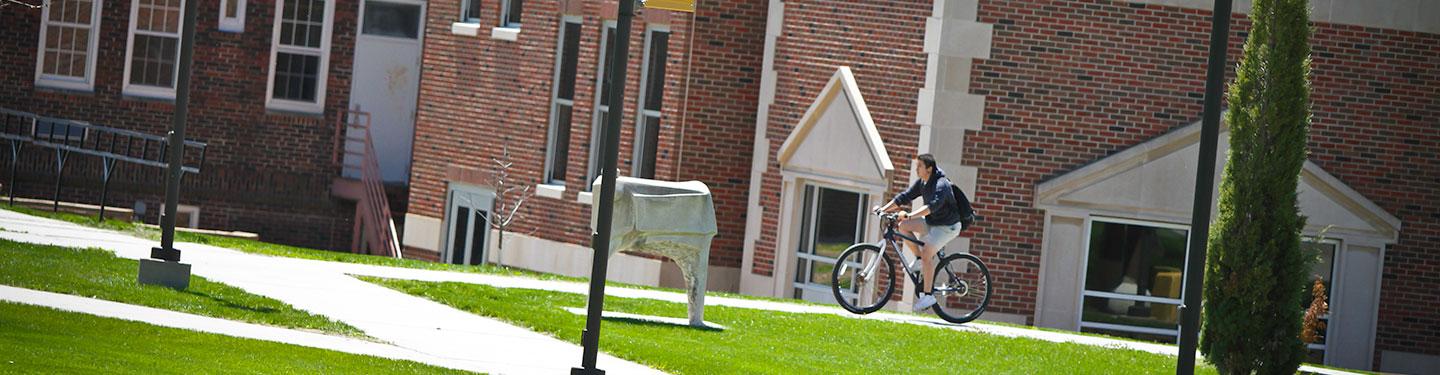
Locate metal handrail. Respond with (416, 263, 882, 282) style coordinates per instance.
(336, 109, 400, 258)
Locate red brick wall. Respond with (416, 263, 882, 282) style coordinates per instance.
(964, 0, 1438, 361)
(408, 0, 764, 268)
(1, 0, 361, 250)
(754, 0, 932, 277)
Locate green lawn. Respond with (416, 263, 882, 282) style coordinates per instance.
(0, 238, 363, 337)
(0, 302, 471, 374)
(364, 277, 1220, 374)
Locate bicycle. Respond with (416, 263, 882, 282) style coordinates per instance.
(830, 211, 992, 324)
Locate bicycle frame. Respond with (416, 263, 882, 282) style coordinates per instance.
(857, 214, 947, 289)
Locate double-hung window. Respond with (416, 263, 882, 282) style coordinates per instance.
(266, 0, 335, 114)
(587, 22, 617, 187)
(123, 0, 186, 99)
(500, 0, 522, 28)
(545, 18, 582, 185)
(35, 0, 103, 91)
(632, 27, 669, 179)
(219, 0, 245, 32)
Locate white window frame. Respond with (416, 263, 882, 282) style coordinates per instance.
(218, 0, 246, 32)
(1076, 216, 1192, 341)
(122, 0, 187, 99)
(1301, 237, 1342, 357)
(543, 15, 583, 186)
(34, 0, 104, 91)
(499, 0, 521, 28)
(631, 25, 669, 179)
(264, 0, 336, 114)
(586, 21, 617, 188)
(792, 183, 869, 302)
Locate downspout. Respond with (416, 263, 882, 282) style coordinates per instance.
(673, 1, 700, 181)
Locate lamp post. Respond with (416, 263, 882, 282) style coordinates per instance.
(138, 0, 200, 290)
(1176, 0, 1233, 373)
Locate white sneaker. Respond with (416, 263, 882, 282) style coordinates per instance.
(912, 294, 937, 311)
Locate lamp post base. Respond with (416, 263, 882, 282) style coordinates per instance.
(571, 367, 605, 375)
(138, 256, 190, 290)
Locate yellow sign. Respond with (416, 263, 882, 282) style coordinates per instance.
(644, 0, 695, 13)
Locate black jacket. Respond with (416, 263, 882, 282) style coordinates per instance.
(892, 168, 966, 226)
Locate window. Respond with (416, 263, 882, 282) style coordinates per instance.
(35, 0, 103, 91)
(545, 18, 582, 185)
(445, 185, 493, 265)
(587, 22, 617, 187)
(123, 0, 185, 98)
(459, 0, 481, 23)
(500, 0, 522, 27)
(361, 0, 421, 39)
(793, 185, 868, 303)
(266, 0, 335, 114)
(632, 27, 669, 179)
(219, 0, 245, 32)
(1079, 218, 1190, 342)
(32, 118, 89, 143)
(1302, 239, 1339, 364)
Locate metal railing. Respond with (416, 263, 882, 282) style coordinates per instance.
(334, 109, 400, 258)
(1, 108, 207, 219)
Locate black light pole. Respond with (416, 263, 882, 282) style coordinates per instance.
(1176, 0, 1233, 373)
(573, 0, 639, 374)
(138, 0, 199, 289)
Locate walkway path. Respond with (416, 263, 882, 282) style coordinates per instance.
(0, 210, 662, 375)
(0, 209, 1355, 375)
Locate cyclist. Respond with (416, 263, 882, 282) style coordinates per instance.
(873, 153, 972, 311)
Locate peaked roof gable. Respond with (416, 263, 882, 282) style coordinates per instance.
(777, 67, 894, 186)
(1037, 118, 1401, 242)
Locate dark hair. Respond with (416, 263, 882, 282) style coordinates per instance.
(916, 153, 937, 172)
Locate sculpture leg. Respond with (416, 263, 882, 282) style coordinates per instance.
(685, 238, 711, 327)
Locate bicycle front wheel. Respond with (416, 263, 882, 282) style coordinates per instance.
(931, 253, 992, 324)
(831, 244, 897, 314)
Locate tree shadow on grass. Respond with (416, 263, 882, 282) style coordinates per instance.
(602, 315, 726, 333)
(180, 289, 281, 314)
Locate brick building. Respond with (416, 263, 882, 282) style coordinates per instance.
(0, 0, 395, 249)
(398, 0, 767, 288)
(741, 0, 1437, 372)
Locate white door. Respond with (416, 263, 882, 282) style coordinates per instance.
(350, 0, 424, 183)
(445, 186, 494, 265)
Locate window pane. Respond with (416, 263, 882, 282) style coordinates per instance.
(1083, 296, 1181, 335)
(281, 0, 326, 48)
(362, 1, 419, 39)
(548, 103, 573, 182)
(637, 115, 659, 179)
(505, 0, 523, 25)
(129, 34, 179, 88)
(557, 22, 581, 100)
(462, 0, 480, 21)
(272, 52, 320, 102)
(589, 109, 609, 182)
(597, 26, 616, 107)
(469, 210, 488, 265)
(812, 188, 862, 258)
(224, 0, 239, 18)
(1084, 221, 1188, 300)
(449, 206, 470, 264)
(643, 31, 669, 111)
(43, 23, 90, 78)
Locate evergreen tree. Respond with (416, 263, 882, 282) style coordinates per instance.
(1199, 0, 1314, 373)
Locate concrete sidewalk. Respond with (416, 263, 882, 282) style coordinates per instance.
(0, 210, 663, 375)
(0, 209, 1356, 375)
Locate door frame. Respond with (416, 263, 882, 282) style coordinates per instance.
(443, 183, 495, 265)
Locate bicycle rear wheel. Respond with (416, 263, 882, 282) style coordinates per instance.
(931, 253, 992, 324)
(831, 244, 897, 314)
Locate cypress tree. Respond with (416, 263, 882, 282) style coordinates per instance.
(1199, 0, 1313, 373)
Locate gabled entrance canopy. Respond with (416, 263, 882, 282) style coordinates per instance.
(1036, 118, 1401, 242)
(777, 67, 894, 189)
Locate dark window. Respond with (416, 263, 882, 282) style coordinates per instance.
(557, 22, 581, 101)
(503, 0, 522, 27)
(634, 30, 669, 179)
(272, 52, 320, 101)
(362, 0, 420, 39)
(469, 210, 488, 265)
(547, 20, 582, 184)
(449, 206, 470, 264)
(461, 0, 480, 22)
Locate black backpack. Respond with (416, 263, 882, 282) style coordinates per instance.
(949, 183, 976, 230)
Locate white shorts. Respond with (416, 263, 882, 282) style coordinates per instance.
(923, 221, 962, 250)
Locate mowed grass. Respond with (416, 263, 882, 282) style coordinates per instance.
(0, 238, 363, 337)
(0, 302, 472, 374)
(364, 277, 1220, 374)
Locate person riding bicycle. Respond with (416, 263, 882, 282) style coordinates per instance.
(873, 153, 974, 311)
